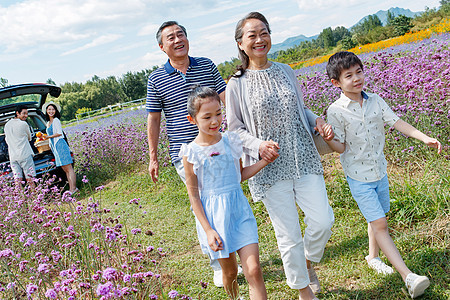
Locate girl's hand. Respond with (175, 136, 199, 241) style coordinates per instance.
(423, 136, 442, 154)
(259, 140, 280, 162)
(206, 229, 223, 252)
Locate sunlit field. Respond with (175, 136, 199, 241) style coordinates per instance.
(1, 31, 449, 299)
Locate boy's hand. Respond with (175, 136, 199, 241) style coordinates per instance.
(259, 140, 280, 162)
(315, 118, 335, 141)
(423, 137, 442, 154)
(206, 229, 223, 252)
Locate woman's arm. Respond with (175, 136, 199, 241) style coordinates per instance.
(183, 157, 223, 252)
(45, 118, 63, 139)
(226, 79, 279, 162)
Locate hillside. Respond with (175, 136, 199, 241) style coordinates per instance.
(268, 7, 421, 56)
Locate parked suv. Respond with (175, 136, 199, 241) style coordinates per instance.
(0, 83, 70, 180)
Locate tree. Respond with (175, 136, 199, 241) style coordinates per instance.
(386, 11, 395, 26)
(46, 78, 56, 85)
(391, 15, 414, 36)
(0, 78, 8, 88)
(440, 0, 450, 14)
(317, 27, 335, 48)
(340, 36, 356, 50)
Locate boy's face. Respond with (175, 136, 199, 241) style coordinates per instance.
(331, 64, 365, 100)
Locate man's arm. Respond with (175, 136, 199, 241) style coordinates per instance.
(218, 90, 226, 107)
(394, 119, 442, 154)
(147, 112, 162, 182)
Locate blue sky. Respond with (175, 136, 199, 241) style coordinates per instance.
(0, 0, 440, 85)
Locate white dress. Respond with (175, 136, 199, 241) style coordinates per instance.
(179, 132, 258, 259)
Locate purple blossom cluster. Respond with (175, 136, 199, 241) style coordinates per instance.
(64, 108, 171, 180)
(0, 175, 187, 299)
(296, 34, 450, 162)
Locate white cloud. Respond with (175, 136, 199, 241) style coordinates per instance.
(295, 0, 363, 10)
(0, 0, 146, 51)
(61, 34, 122, 56)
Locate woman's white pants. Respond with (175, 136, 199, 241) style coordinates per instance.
(262, 174, 334, 289)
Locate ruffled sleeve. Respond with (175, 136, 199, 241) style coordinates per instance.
(178, 143, 201, 175)
(226, 131, 244, 160)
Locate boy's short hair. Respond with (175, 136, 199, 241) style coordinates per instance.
(326, 51, 364, 81)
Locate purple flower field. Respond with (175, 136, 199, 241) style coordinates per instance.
(0, 176, 194, 299)
(65, 108, 170, 183)
(297, 33, 450, 162)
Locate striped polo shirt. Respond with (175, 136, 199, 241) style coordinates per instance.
(146, 56, 226, 163)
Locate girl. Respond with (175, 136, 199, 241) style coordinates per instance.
(42, 101, 78, 194)
(180, 86, 270, 300)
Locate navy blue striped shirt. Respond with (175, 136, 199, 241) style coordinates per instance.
(146, 56, 226, 163)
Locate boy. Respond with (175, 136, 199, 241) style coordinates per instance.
(324, 51, 442, 298)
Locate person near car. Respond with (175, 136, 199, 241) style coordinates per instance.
(146, 21, 228, 287)
(4, 105, 36, 187)
(42, 101, 78, 195)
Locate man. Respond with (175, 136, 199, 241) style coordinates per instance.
(5, 105, 36, 187)
(146, 21, 228, 287)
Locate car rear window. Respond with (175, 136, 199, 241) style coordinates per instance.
(0, 94, 40, 106)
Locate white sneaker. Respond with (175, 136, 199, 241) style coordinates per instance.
(213, 269, 223, 287)
(405, 273, 430, 298)
(365, 256, 394, 275)
(213, 265, 243, 288)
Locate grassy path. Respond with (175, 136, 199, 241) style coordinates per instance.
(90, 158, 449, 299)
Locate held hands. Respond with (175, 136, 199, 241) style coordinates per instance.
(259, 140, 280, 163)
(423, 136, 442, 154)
(206, 229, 223, 252)
(315, 117, 334, 141)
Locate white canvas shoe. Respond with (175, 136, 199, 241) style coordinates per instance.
(405, 273, 430, 298)
(365, 256, 394, 275)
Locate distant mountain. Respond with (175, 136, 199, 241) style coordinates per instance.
(269, 34, 317, 54)
(353, 7, 421, 27)
(268, 7, 422, 56)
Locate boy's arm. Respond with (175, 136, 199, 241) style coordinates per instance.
(393, 119, 442, 154)
(240, 158, 270, 182)
(322, 123, 345, 153)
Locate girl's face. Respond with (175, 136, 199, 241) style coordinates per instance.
(238, 18, 271, 63)
(46, 105, 56, 117)
(188, 98, 222, 137)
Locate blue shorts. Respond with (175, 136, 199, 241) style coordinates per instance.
(347, 175, 390, 223)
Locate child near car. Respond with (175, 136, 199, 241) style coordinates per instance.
(323, 51, 442, 298)
(179, 86, 269, 300)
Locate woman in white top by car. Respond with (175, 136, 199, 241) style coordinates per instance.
(43, 101, 78, 194)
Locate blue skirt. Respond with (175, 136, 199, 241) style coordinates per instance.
(50, 138, 73, 167)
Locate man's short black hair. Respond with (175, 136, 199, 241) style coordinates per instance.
(156, 21, 187, 45)
(15, 104, 27, 117)
(326, 51, 364, 81)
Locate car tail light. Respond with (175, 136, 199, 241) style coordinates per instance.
(1, 171, 10, 176)
(51, 158, 55, 162)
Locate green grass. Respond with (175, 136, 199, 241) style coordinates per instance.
(80, 156, 449, 299)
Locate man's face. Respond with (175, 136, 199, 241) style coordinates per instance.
(159, 25, 189, 60)
(16, 109, 28, 121)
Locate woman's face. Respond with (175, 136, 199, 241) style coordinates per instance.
(238, 18, 271, 62)
(46, 105, 56, 117)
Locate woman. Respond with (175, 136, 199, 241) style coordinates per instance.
(226, 12, 334, 300)
(42, 101, 78, 194)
